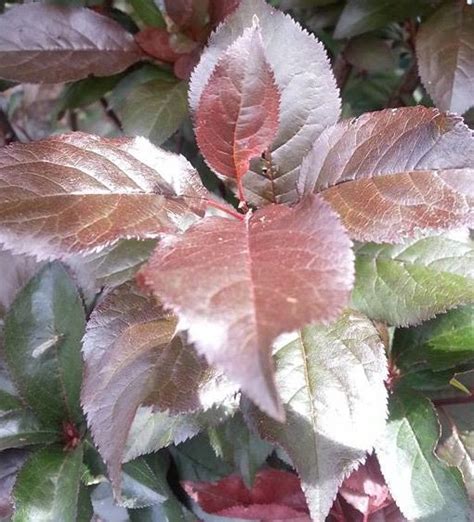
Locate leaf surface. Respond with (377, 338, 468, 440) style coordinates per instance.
(120, 79, 188, 145)
(183, 469, 310, 521)
(195, 23, 279, 200)
(246, 311, 388, 520)
(375, 390, 470, 521)
(190, 0, 340, 205)
(82, 283, 234, 491)
(300, 107, 474, 242)
(0, 410, 58, 451)
(0, 5, 143, 83)
(352, 237, 474, 326)
(0, 450, 28, 519)
(139, 194, 354, 420)
(4, 263, 85, 427)
(393, 304, 474, 371)
(417, 2, 474, 115)
(0, 133, 206, 259)
(13, 445, 84, 522)
(334, 0, 436, 39)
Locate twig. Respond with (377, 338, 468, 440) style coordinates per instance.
(332, 52, 352, 92)
(68, 109, 78, 132)
(99, 97, 123, 131)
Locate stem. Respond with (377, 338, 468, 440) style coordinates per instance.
(433, 392, 474, 407)
(206, 199, 244, 221)
(0, 108, 18, 144)
(236, 177, 248, 213)
(100, 97, 123, 131)
(333, 52, 352, 92)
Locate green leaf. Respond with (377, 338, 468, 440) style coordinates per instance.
(0, 410, 58, 451)
(129, 501, 197, 522)
(393, 305, 474, 371)
(4, 263, 85, 427)
(124, 404, 237, 463)
(376, 390, 470, 521)
(170, 432, 234, 483)
(69, 239, 157, 291)
(13, 445, 84, 522)
(334, 0, 438, 39)
(120, 79, 188, 145)
(352, 237, 474, 327)
(0, 390, 23, 413)
(130, 0, 166, 27)
(438, 428, 474, 502)
(207, 414, 272, 486)
(247, 311, 388, 520)
(76, 484, 93, 522)
(121, 458, 168, 509)
(58, 74, 125, 111)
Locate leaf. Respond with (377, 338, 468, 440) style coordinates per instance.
(209, 0, 241, 25)
(120, 458, 168, 509)
(0, 450, 28, 519)
(344, 35, 396, 73)
(334, 0, 437, 39)
(182, 469, 311, 521)
(12, 445, 84, 522)
(393, 304, 474, 372)
(0, 132, 206, 260)
(207, 414, 273, 486)
(4, 263, 85, 427)
(300, 107, 474, 243)
(139, 194, 354, 420)
(437, 429, 474, 502)
(164, 0, 208, 30)
(190, 0, 340, 205)
(246, 311, 388, 520)
(82, 283, 234, 491)
(124, 404, 237, 463)
(0, 410, 58, 451)
(120, 79, 188, 145)
(352, 237, 474, 326)
(0, 250, 42, 318)
(194, 22, 279, 201)
(58, 75, 125, 111)
(130, 0, 166, 28)
(339, 454, 392, 517)
(417, 2, 474, 115)
(68, 239, 157, 292)
(0, 4, 143, 84)
(375, 390, 470, 521)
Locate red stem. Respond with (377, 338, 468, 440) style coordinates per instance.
(433, 393, 474, 407)
(205, 199, 244, 221)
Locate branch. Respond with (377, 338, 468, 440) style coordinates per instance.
(0, 108, 18, 144)
(100, 97, 123, 131)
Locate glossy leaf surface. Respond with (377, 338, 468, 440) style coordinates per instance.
(0, 5, 142, 83)
(139, 195, 354, 420)
(247, 311, 388, 520)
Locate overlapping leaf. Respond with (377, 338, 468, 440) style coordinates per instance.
(0, 411, 58, 451)
(393, 304, 474, 371)
(300, 107, 474, 243)
(0, 133, 206, 260)
(190, 0, 340, 205)
(194, 23, 279, 201)
(12, 445, 84, 522)
(417, 2, 474, 115)
(81, 282, 235, 490)
(246, 311, 388, 520)
(139, 194, 354, 420)
(376, 390, 469, 521)
(4, 263, 85, 427)
(352, 237, 474, 326)
(0, 5, 143, 83)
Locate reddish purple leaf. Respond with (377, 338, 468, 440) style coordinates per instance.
(194, 23, 279, 201)
(0, 5, 143, 84)
(417, 2, 474, 115)
(190, 0, 340, 205)
(81, 282, 234, 491)
(339, 455, 392, 517)
(183, 469, 310, 521)
(209, 0, 241, 25)
(135, 28, 181, 63)
(138, 194, 354, 420)
(0, 133, 206, 260)
(300, 107, 474, 243)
